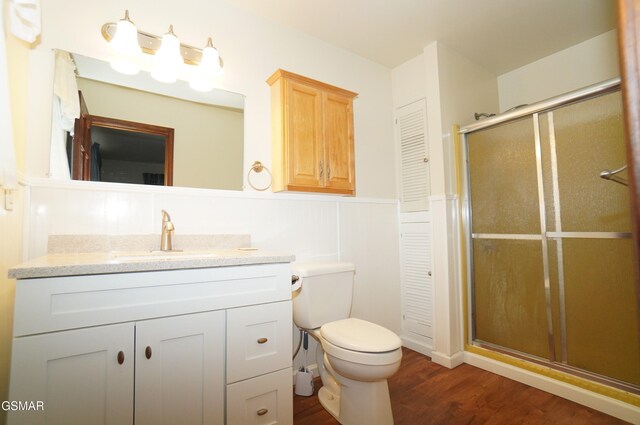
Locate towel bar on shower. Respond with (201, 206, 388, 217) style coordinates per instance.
(599, 164, 628, 186)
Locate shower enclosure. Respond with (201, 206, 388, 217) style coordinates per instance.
(458, 79, 640, 394)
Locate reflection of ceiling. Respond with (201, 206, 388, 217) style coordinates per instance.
(91, 127, 165, 163)
(222, 0, 616, 73)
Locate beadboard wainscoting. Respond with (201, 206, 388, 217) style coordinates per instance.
(21, 178, 402, 376)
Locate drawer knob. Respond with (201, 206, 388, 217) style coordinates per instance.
(257, 337, 268, 344)
(145, 346, 152, 359)
(117, 351, 125, 365)
(257, 408, 268, 416)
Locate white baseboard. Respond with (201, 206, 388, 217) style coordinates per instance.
(431, 350, 465, 369)
(401, 335, 433, 357)
(464, 352, 640, 424)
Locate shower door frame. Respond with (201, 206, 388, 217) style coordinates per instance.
(458, 78, 639, 394)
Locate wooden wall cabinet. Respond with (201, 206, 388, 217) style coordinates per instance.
(267, 69, 358, 195)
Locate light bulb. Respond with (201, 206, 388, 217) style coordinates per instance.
(151, 26, 183, 83)
(109, 10, 141, 75)
(189, 38, 223, 92)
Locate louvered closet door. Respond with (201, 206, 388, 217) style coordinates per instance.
(397, 99, 430, 212)
(400, 221, 433, 338)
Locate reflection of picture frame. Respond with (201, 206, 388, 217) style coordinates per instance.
(72, 112, 174, 186)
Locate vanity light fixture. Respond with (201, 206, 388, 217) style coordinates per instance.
(189, 38, 223, 92)
(101, 11, 225, 90)
(107, 10, 142, 75)
(150, 25, 183, 83)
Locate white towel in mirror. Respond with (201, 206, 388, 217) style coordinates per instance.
(49, 51, 79, 180)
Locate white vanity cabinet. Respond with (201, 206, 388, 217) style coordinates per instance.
(8, 261, 293, 425)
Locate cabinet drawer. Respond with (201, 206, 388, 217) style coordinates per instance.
(226, 368, 292, 425)
(226, 301, 292, 383)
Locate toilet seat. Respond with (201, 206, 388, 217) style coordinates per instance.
(321, 318, 401, 352)
(321, 337, 402, 366)
(319, 318, 402, 366)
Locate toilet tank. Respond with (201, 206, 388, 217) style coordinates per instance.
(291, 262, 355, 330)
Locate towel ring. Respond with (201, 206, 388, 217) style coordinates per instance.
(247, 161, 272, 191)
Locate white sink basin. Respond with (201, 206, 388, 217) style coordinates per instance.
(111, 251, 219, 262)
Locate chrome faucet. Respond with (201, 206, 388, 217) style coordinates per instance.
(160, 210, 175, 251)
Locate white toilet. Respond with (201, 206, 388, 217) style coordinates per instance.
(292, 262, 402, 425)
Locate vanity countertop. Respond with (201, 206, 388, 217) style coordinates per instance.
(9, 249, 296, 280)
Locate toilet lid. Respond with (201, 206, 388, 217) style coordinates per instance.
(320, 318, 401, 353)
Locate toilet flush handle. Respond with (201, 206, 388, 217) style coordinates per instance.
(291, 275, 302, 292)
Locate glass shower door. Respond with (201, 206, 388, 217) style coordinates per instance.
(465, 88, 640, 390)
(467, 117, 551, 360)
(540, 92, 640, 387)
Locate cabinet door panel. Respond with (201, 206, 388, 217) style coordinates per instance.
(134, 311, 225, 425)
(226, 301, 292, 383)
(227, 368, 293, 425)
(8, 323, 134, 425)
(323, 92, 355, 192)
(285, 81, 323, 187)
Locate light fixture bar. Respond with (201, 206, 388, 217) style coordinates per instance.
(101, 22, 224, 68)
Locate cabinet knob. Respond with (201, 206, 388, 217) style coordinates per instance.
(145, 346, 152, 359)
(257, 337, 268, 344)
(423, 157, 429, 163)
(117, 351, 125, 365)
(257, 408, 268, 416)
(428, 271, 432, 276)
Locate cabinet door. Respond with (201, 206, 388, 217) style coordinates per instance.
(8, 323, 134, 425)
(227, 368, 293, 425)
(400, 221, 433, 339)
(396, 99, 429, 212)
(134, 311, 225, 425)
(323, 92, 355, 193)
(285, 80, 324, 188)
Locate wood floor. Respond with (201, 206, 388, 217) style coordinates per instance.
(293, 348, 629, 425)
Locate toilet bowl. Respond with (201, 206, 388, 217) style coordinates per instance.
(291, 262, 402, 425)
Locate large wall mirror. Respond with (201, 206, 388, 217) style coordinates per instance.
(55, 52, 245, 190)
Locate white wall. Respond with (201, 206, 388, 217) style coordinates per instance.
(0, 186, 23, 424)
(28, 0, 396, 199)
(436, 43, 499, 195)
(2, 0, 30, 418)
(392, 54, 427, 110)
(498, 30, 619, 112)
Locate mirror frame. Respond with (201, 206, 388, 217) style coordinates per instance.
(72, 114, 175, 186)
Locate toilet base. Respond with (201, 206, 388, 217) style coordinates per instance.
(337, 376, 394, 425)
(318, 376, 394, 425)
(318, 386, 340, 421)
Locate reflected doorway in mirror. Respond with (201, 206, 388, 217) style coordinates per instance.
(70, 112, 174, 186)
